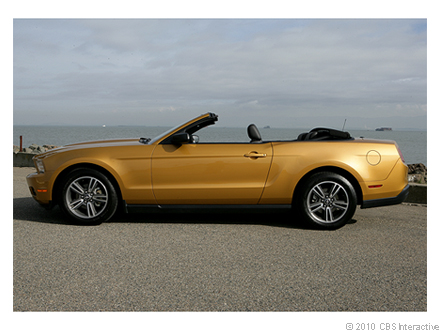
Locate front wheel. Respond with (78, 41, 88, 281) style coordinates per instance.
(59, 168, 119, 225)
(296, 172, 357, 229)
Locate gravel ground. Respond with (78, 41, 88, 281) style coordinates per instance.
(13, 167, 427, 311)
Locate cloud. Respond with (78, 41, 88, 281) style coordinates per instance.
(13, 19, 427, 128)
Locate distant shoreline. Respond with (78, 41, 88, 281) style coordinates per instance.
(13, 124, 428, 132)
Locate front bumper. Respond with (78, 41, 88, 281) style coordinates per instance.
(26, 171, 52, 207)
(361, 184, 410, 209)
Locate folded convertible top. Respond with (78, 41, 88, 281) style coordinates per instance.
(297, 127, 351, 141)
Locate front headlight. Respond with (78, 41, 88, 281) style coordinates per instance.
(35, 159, 45, 173)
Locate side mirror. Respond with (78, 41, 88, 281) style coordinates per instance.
(171, 132, 191, 145)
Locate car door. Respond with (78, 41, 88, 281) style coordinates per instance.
(151, 142, 273, 204)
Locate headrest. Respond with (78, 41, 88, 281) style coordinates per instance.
(247, 124, 262, 143)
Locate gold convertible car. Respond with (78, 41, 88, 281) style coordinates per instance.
(26, 113, 409, 229)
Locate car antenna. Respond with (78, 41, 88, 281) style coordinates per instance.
(342, 119, 347, 131)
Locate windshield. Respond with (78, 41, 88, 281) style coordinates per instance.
(148, 123, 182, 144)
(148, 113, 218, 144)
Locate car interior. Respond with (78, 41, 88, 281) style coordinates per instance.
(245, 124, 351, 143)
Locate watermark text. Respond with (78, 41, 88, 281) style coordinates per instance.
(346, 323, 439, 330)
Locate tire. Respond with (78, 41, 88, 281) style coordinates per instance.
(59, 168, 118, 225)
(296, 172, 357, 229)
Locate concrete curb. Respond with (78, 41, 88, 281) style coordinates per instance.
(406, 184, 427, 204)
(13, 152, 35, 167)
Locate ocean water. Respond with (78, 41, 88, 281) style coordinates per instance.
(13, 125, 427, 166)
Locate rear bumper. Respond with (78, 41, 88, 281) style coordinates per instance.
(361, 184, 410, 209)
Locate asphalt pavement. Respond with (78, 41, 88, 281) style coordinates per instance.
(13, 167, 427, 311)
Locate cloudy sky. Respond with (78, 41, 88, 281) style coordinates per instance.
(13, 18, 427, 129)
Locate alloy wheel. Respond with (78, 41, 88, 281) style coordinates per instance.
(306, 180, 349, 223)
(65, 176, 109, 219)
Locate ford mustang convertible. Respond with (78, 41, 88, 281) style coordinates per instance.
(26, 113, 409, 229)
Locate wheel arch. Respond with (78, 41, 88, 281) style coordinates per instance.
(293, 166, 363, 206)
(52, 163, 123, 206)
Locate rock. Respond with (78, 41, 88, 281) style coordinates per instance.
(13, 143, 61, 156)
(28, 144, 46, 153)
(28, 143, 39, 151)
(408, 163, 427, 174)
(43, 144, 59, 151)
(408, 174, 426, 184)
(408, 163, 427, 184)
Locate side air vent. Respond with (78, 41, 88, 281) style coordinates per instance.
(139, 137, 151, 144)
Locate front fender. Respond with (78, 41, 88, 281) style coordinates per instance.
(39, 145, 155, 205)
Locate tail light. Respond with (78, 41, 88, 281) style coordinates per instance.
(396, 144, 405, 163)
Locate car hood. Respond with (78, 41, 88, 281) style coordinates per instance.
(65, 138, 140, 148)
(35, 138, 141, 159)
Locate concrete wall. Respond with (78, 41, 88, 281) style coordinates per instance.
(406, 184, 427, 204)
(13, 152, 35, 167)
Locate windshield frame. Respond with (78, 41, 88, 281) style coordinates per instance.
(148, 124, 182, 145)
(148, 112, 218, 145)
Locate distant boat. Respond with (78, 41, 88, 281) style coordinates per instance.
(263, 125, 271, 129)
(375, 127, 392, 131)
(102, 125, 106, 128)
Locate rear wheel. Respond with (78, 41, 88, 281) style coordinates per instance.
(296, 172, 357, 229)
(59, 168, 118, 225)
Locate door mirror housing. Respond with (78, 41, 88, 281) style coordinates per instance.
(171, 132, 191, 145)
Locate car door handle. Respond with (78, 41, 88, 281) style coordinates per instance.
(244, 152, 267, 158)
